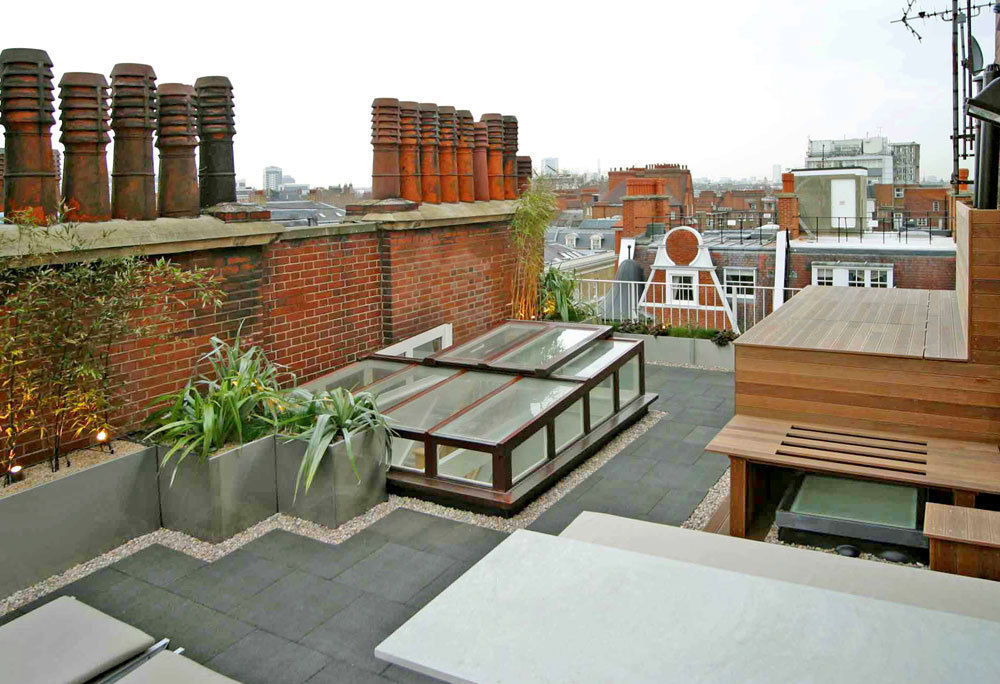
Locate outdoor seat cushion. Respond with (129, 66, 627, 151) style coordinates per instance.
(117, 650, 240, 683)
(0, 595, 156, 684)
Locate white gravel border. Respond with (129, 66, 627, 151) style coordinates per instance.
(0, 409, 665, 618)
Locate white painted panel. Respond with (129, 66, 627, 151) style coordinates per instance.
(830, 178, 856, 229)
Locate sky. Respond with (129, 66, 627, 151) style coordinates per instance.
(3, 0, 997, 187)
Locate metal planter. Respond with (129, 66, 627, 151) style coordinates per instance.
(157, 435, 277, 543)
(0, 444, 160, 597)
(276, 428, 388, 529)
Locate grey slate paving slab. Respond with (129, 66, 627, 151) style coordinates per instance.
(305, 660, 391, 683)
(364, 509, 457, 553)
(231, 571, 361, 641)
(208, 629, 330, 684)
(169, 548, 294, 613)
(302, 592, 418, 674)
(242, 529, 388, 579)
(682, 425, 725, 445)
(112, 544, 205, 587)
(335, 543, 453, 603)
(574, 479, 666, 518)
(405, 559, 475, 609)
(594, 454, 658, 482)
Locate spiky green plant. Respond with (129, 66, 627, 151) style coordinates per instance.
(538, 266, 594, 322)
(146, 327, 287, 483)
(277, 387, 393, 497)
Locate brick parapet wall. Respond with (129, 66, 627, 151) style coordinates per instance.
(9, 213, 515, 467)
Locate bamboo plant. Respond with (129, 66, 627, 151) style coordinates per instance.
(511, 178, 558, 320)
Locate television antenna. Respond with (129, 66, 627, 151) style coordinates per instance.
(891, 1, 994, 188)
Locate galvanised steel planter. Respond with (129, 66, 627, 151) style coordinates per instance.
(0, 444, 159, 597)
(157, 435, 277, 543)
(692, 339, 735, 369)
(617, 334, 735, 370)
(276, 428, 388, 529)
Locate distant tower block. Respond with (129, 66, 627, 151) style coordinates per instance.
(502, 115, 518, 200)
(419, 103, 441, 204)
(156, 83, 199, 218)
(59, 72, 112, 222)
(456, 110, 475, 202)
(473, 121, 490, 201)
(110, 63, 157, 220)
(195, 76, 237, 207)
(481, 113, 504, 200)
(438, 106, 459, 203)
(399, 101, 422, 203)
(371, 97, 401, 200)
(0, 48, 59, 222)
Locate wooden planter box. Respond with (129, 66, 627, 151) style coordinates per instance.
(0, 444, 160, 597)
(276, 428, 388, 529)
(618, 334, 734, 370)
(158, 435, 277, 543)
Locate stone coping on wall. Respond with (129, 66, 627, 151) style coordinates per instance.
(0, 200, 516, 263)
(348, 198, 518, 230)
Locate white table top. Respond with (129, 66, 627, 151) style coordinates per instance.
(376, 529, 1000, 683)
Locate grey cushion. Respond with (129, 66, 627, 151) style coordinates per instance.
(0, 596, 155, 684)
(118, 651, 240, 683)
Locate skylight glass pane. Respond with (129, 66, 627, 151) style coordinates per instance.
(590, 375, 614, 427)
(436, 322, 542, 363)
(385, 372, 510, 431)
(365, 366, 458, 410)
(619, 357, 640, 405)
(492, 327, 593, 367)
(302, 359, 410, 395)
(551, 339, 634, 378)
(434, 378, 575, 443)
(512, 428, 547, 484)
(438, 445, 492, 486)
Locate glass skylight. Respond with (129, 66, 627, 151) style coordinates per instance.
(385, 372, 511, 431)
(492, 326, 594, 368)
(551, 339, 636, 378)
(433, 321, 542, 364)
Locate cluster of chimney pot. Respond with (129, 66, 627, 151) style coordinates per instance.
(0, 47, 238, 224)
(372, 98, 531, 205)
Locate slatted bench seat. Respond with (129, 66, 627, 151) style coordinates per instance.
(924, 503, 1000, 581)
(706, 414, 1000, 537)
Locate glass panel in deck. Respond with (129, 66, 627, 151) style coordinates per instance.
(433, 378, 575, 443)
(435, 322, 542, 364)
(551, 339, 634, 378)
(385, 372, 510, 431)
(492, 327, 593, 368)
(437, 445, 492, 486)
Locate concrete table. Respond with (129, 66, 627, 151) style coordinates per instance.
(376, 529, 1000, 683)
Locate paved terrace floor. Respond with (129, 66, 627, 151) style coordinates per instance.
(0, 364, 734, 684)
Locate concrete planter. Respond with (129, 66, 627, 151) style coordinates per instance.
(618, 333, 735, 370)
(276, 428, 388, 529)
(692, 339, 735, 369)
(158, 435, 277, 543)
(0, 444, 160, 597)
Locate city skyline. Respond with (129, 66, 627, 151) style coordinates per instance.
(3, 1, 993, 188)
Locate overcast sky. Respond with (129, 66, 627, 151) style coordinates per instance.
(4, 0, 996, 187)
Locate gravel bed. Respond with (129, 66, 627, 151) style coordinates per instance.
(0, 409, 665, 617)
(682, 467, 729, 530)
(0, 441, 146, 501)
(645, 360, 732, 372)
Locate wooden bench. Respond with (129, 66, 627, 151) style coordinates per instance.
(706, 414, 1000, 538)
(924, 503, 1000, 581)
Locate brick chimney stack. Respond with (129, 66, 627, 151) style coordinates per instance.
(155, 83, 199, 218)
(0, 48, 59, 222)
(481, 113, 504, 200)
(370, 97, 401, 200)
(456, 110, 475, 202)
(777, 172, 799, 240)
(516, 156, 532, 195)
(195, 75, 237, 207)
(58, 72, 111, 222)
(438, 106, 459, 203)
(110, 63, 157, 220)
(399, 101, 422, 204)
(419, 103, 441, 204)
(473, 121, 490, 201)
(502, 115, 518, 200)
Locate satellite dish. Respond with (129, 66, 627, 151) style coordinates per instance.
(971, 36, 984, 74)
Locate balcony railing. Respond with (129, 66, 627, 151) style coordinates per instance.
(574, 279, 803, 334)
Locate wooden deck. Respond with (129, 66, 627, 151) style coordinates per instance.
(737, 285, 967, 361)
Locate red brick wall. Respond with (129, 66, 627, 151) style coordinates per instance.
(786, 252, 955, 290)
(13, 219, 515, 468)
(380, 222, 514, 344)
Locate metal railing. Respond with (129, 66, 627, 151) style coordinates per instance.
(574, 279, 803, 334)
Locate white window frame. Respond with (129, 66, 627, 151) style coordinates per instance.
(723, 268, 756, 300)
(932, 200, 940, 212)
(377, 323, 454, 358)
(564, 233, 577, 247)
(589, 234, 603, 250)
(814, 267, 834, 286)
(893, 187, 904, 199)
(667, 271, 698, 305)
(811, 264, 894, 288)
(915, 217, 928, 227)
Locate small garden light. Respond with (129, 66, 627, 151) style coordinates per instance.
(95, 427, 114, 455)
(8, 465, 25, 483)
